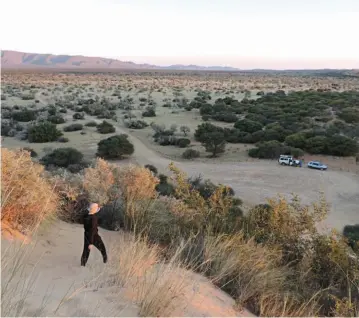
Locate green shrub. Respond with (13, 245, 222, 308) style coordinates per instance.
(177, 138, 191, 148)
(97, 134, 134, 159)
(234, 119, 263, 133)
(212, 112, 237, 123)
(144, 164, 158, 175)
(21, 94, 34, 100)
(343, 224, 359, 252)
(47, 115, 66, 124)
(126, 120, 148, 129)
(155, 174, 176, 196)
(63, 123, 83, 132)
(182, 149, 200, 159)
(157, 135, 178, 146)
(248, 140, 291, 159)
(58, 137, 70, 143)
(12, 110, 36, 122)
(47, 105, 57, 116)
(201, 131, 226, 157)
(85, 121, 98, 127)
(73, 112, 85, 120)
(21, 147, 38, 157)
(305, 136, 327, 154)
(200, 104, 213, 115)
(195, 122, 223, 142)
(326, 134, 358, 156)
(1, 124, 12, 136)
(97, 120, 116, 134)
(41, 147, 84, 168)
(142, 106, 156, 117)
(28, 122, 63, 143)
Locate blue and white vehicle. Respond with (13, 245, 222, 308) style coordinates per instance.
(307, 161, 327, 170)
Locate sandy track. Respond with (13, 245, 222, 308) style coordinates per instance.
(108, 120, 359, 231)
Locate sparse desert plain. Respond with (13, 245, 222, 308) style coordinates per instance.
(2, 69, 359, 317)
(2, 70, 359, 229)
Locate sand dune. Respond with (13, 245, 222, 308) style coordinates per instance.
(1, 220, 254, 317)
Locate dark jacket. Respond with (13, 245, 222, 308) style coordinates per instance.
(83, 214, 99, 244)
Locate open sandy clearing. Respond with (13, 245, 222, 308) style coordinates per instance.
(1, 220, 253, 317)
(108, 120, 359, 231)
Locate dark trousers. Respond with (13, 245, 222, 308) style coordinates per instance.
(81, 234, 107, 266)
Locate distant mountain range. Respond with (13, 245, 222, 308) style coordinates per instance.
(2, 50, 358, 75)
(1, 50, 239, 71)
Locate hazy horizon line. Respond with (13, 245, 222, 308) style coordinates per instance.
(3, 48, 359, 71)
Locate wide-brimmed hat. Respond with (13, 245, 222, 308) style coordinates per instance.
(87, 203, 100, 214)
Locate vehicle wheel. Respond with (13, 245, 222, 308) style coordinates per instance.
(281, 162, 285, 165)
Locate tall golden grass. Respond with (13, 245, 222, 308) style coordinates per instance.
(1, 148, 58, 234)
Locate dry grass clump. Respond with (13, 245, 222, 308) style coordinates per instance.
(102, 234, 189, 317)
(202, 233, 320, 316)
(1, 148, 58, 234)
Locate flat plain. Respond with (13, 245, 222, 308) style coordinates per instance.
(1, 70, 359, 230)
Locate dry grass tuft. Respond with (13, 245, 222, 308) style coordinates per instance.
(103, 234, 189, 317)
(1, 148, 58, 234)
(202, 233, 320, 316)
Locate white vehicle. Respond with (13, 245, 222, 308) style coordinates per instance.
(278, 155, 301, 167)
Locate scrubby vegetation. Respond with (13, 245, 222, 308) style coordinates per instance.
(27, 121, 63, 143)
(41, 147, 86, 170)
(182, 148, 200, 159)
(194, 90, 359, 158)
(97, 134, 134, 159)
(63, 123, 83, 132)
(4, 148, 357, 317)
(97, 120, 116, 134)
(1, 72, 359, 317)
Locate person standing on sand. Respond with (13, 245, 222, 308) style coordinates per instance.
(81, 203, 108, 267)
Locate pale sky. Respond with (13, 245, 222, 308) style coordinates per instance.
(2, 0, 359, 69)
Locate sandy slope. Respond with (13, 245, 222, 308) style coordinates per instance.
(1, 220, 253, 317)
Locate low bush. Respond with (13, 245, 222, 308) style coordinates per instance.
(142, 106, 156, 117)
(177, 138, 191, 148)
(97, 134, 134, 159)
(126, 120, 148, 129)
(21, 147, 38, 157)
(248, 140, 303, 159)
(234, 119, 263, 133)
(212, 112, 237, 123)
(58, 136, 70, 143)
(47, 115, 66, 124)
(12, 110, 36, 122)
(343, 224, 359, 252)
(157, 135, 178, 146)
(63, 123, 83, 132)
(182, 149, 200, 159)
(144, 164, 158, 176)
(28, 121, 63, 143)
(97, 120, 116, 134)
(41, 147, 84, 168)
(155, 174, 176, 197)
(73, 112, 85, 120)
(85, 121, 98, 127)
